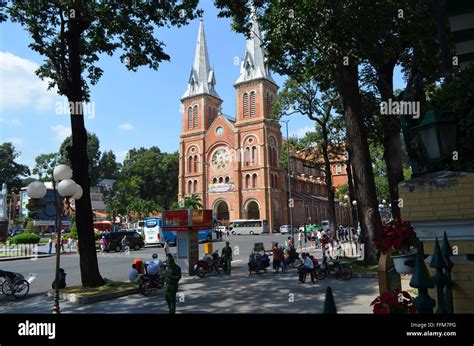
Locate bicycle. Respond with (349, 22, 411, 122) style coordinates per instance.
(1, 273, 37, 299)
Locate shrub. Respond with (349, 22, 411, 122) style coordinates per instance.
(10, 232, 41, 244)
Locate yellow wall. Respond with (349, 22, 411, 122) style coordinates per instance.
(399, 173, 474, 313)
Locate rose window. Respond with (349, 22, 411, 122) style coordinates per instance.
(212, 148, 230, 171)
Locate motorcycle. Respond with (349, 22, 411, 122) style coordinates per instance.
(139, 263, 167, 296)
(315, 255, 352, 280)
(195, 251, 223, 278)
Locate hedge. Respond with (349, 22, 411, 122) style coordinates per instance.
(10, 232, 41, 244)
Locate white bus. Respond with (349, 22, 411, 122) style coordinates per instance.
(228, 220, 269, 235)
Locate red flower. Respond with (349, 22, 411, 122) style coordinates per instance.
(371, 289, 415, 314)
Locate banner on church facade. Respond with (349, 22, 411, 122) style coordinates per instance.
(208, 183, 234, 193)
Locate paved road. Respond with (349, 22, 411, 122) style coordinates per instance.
(0, 234, 295, 297)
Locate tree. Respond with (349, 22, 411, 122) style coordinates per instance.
(60, 132, 101, 186)
(32, 153, 60, 181)
(274, 74, 345, 236)
(0, 143, 30, 192)
(172, 195, 203, 210)
(97, 150, 121, 181)
(1, 1, 201, 287)
(127, 198, 161, 223)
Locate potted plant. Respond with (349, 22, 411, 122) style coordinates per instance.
(371, 289, 417, 314)
(375, 219, 419, 274)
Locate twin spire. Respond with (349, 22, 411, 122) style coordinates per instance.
(182, 13, 274, 100)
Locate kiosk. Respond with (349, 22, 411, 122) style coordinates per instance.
(162, 209, 213, 275)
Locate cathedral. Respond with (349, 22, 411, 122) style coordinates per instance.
(178, 15, 349, 233)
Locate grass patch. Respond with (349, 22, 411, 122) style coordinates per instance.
(61, 279, 136, 297)
(345, 259, 378, 273)
(39, 238, 49, 244)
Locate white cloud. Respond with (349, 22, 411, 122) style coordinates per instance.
(0, 51, 57, 111)
(291, 126, 314, 139)
(5, 137, 24, 146)
(0, 117, 23, 127)
(50, 124, 71, 142)
(118, 123, 134, 131)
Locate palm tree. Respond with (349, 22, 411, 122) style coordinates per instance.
(171, 195, 203, 210)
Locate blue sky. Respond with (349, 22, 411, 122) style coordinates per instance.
(0, 1, 405, 173)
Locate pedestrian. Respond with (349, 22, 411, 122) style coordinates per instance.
(99, 236, 107, 255)
(165, 254, 182, 314)
(297, 230, 304, 251)
(48, 236, 53, 254)
(221, 241, 232, 275)
(67, 236, 73, 252)
(285, 236, 293, 250)
(315, 229, 321, 249)
(128, 263, 139, 283)
(120, 235, 128, 254)
(272, 242, 283, 273)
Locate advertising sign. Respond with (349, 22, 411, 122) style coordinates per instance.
(191, 209, 213, 228)
(162, 209, 213, 231)
(208, 183, 234, 193)
(162, 210, 189, 230)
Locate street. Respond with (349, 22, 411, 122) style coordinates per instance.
(0, 234, 382, 313)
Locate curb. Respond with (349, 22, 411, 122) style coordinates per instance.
(0, 253, 52, 262)
(47, 287, 140, 304)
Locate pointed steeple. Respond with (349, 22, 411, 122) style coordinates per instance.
(182, 18, 220, 100)
(234, 8, 275, 86)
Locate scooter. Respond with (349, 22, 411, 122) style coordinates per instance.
(195, 251, 223, 278)
(139, 263, 167, 296)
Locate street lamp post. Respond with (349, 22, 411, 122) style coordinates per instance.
(27, 164, 82, 314)
(268, 118, 294, 245)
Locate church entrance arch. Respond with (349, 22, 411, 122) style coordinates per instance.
(214, 199, 230, 226)
(245, 199, 260, 220)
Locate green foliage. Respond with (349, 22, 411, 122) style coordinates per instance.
(69, 222, 78, 240)
(429, 64, 474, 172)
(0, 143, 30, 192)
(126, 198, 162, 222)
(172, 195, 203, 210)
(60, 133, 101, 185)
(32, 152, 60, 181)
(114, 147, 179, 211)
(98, 150, 121, 180)
(10, 232, 41, 244)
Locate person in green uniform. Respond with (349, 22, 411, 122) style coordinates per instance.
(164, 254, 181, 314)
(221, 241, 233, 275)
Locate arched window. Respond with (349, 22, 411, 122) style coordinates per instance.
(274, 175, 278, 188)
(251, 146, 257, 165)
(208, 106, 212, 125)
(337, 164, 342, 174)
(187, 107, 193, 130)
(194, 155, 198, 172)
(250, 91, 256, 117)
(193, 180, 198, 193)
(245, 174, 250, 188)
(218, 177, 224, 184)
(225, 176, 230, 184)
(193, 105, 198, 128)
(268, 147, 273, 166)
(252, 173, 257, 188)
(212, 177, 217, 184)
(273, 148, 277, 166)
(245, 147, 250, 166)
(188, 180, 192, 194)
(188, 156, 193, 173)
(243, 93, 249, 118)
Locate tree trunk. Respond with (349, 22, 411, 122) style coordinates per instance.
(68, 12, 104, 287)
(321, 126, 337, 238)
(332, 62, 383, 264)
(377, 63, 403, 220)
(345, 146, 358, 225)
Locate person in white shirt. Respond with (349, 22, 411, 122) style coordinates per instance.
(298, 253, 315, 283)
(297, 231, 304, 251)
(128, 264, 139, 283)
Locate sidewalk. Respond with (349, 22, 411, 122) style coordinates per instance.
(1, 262, 380, 314)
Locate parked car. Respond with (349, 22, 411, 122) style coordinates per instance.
(279, 225, 297, 234)
(100, 230, 145, 252)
